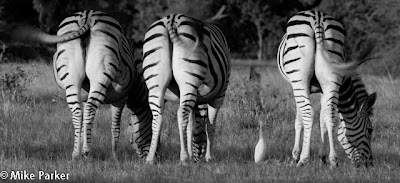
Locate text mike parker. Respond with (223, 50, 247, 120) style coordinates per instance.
(0, 170, 70, 180)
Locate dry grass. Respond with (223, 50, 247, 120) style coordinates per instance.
(0, 61, 399, 182)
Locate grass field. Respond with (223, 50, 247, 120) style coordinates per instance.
(0, 60, 400, 182)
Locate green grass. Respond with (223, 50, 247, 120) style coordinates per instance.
(0, 61, 399, 182)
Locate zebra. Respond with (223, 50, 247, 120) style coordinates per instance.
(277, 10, 376, 167)
(12, 10, 152, 160)
(139, 14, 231, 164)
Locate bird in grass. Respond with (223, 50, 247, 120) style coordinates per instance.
(254, 119, 267, 163)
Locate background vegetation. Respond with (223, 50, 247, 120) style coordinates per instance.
(0, 0, 399, 76)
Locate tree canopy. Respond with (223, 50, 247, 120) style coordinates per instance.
(1, 0, 399, 74)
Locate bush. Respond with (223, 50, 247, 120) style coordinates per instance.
(0, 66, 35, 102)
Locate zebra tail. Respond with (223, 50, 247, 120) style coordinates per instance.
(12, 23, 90, 44)
(313, 18, 324, 48)
(168, 23, 180, 44)
(325, 59, 370, 77)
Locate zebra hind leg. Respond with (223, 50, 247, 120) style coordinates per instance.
(319, 97, 328, 165)
(111, 101, 125, 162)
(295, 94, 315, 167)
(292, 107, 303, 164)
(177, 98, 196, 165)
(145, 90, 167, 164)
(205, 102, 222, 162)
(65, 86, 84, 160)
(321, 89, 340, 168)
(173, 63, 202, 164)
(192, 104, 208, 162)
(187, 109, 194, 160)
(82, 84, 107, 158)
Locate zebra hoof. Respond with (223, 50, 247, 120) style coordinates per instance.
(296, 162, 305, 167)
(112, 154, 119, 163)
(292, 150, 300, 162)
(145, 160, 155, 165)
(330, 161, 339, 169)
(71, 152, 83, 161)
(180, 160, 189, 166)
(296, 159, 309, 167)
(71, 155, 81, 161)
(330, 163, 339, 169)
(289, 159, 297, 166)
(83, 151, 91, 159)
(329, 157, 338, 168)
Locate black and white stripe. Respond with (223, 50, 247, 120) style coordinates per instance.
(14, 10, 152, 160)
(337, 76, 375, 167)
(277, 10, 376, 167)
(139, 14, 231, 164)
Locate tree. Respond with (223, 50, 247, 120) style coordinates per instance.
(227, 0, 322, 61)
(122, 0, 220, 50)
(228, 0, 273, 61)
(318, 0, 400, 77)
(31, 0, 100, 33)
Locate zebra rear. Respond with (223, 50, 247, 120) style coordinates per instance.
(13, 10, 152, 160)
(56, 10, 153, 160)
(141, 14, 230, 164)
(277, 10, 376, 167)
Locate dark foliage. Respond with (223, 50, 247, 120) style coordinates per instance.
(0, 0, 399, 76)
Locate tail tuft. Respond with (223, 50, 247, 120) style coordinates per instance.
(11, 26, 44, 43)
(326, 58, 375, 77)
(11, 22, 90, 44)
